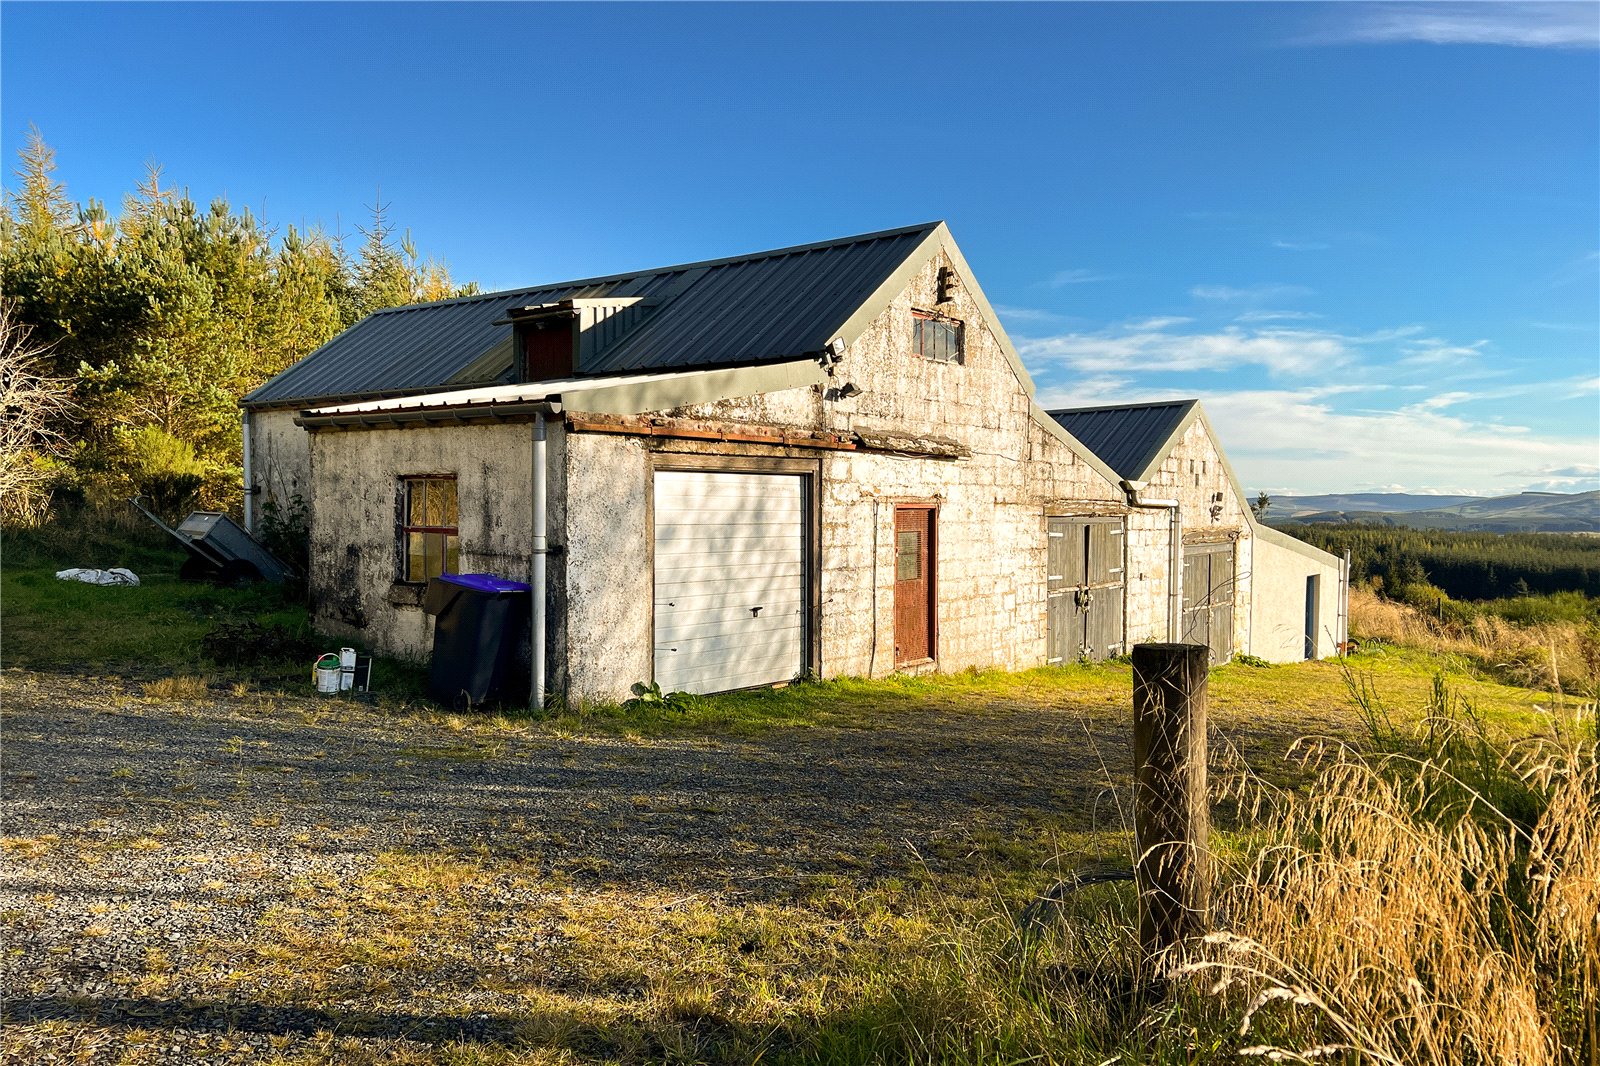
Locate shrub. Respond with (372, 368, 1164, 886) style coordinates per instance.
(113, 425, 206, 518)
(256, 492, 310, 577)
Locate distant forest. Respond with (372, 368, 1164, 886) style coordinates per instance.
(1279, 524, 1600, 600)
(0, 126, 475, 522)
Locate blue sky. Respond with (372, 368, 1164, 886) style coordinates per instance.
(3, 1, 1596, 495)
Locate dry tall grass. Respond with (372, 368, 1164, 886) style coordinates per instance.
(1350, 586, 1600, 694)
(1188, 692, 1599, 1066)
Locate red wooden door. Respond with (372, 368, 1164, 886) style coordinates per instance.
(894, 507, 935, 664)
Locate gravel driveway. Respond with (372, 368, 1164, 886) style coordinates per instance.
(1, 668, 1133, 1064)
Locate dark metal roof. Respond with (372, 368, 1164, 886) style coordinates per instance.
(245, 222, 941, 407)
(1047, 400, 1198, 482)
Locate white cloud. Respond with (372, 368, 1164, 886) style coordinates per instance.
(1306, 3, 1599, 49)
(1035, 376, 1145, 410)
(1021, 323, 1351, 377)
(992, 304, 1071, 324)
(1235, 309, 1323, 323)
(1125, 316, 1193, 330)
(1049, 268, 1118, 286)
(1403, 391, 1476, 413)
(1191, 283, 1313, 303)
(1272, 240, 1331, 251)
(1397, 337, 1490, 365)
(1192, 387, 1600, 495)
(1531, 321, 1598, 332)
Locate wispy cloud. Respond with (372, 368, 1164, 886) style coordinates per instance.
(1020, 322, 1352, 377)
(992, 304, 1074, 325)
(1550, 250, 1600, 287)
(1190, 387, 1599, 494)
(1398, 337, 1490, 365)
(1272, 240, 1332, 251)
(1235, 309, 1323, 323)
(1191, 282, 1314, 303)
(1049, 268, 1118, 286)
(1531, 321, 1598, 332)
(1304, 3, 1599, 50)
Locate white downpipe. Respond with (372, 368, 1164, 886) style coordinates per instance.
(1122, 481, 1182, 643)
(530, 410, 549, 710)
(241, 410, 254, 533)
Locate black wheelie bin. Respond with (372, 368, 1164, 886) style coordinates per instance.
(423, 573, 531, 708)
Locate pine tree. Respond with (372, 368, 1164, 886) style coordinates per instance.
(9, 125, 73, 247)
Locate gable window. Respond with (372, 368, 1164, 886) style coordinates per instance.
(912, 310, 964, 364)
(399, 475, 460, 582)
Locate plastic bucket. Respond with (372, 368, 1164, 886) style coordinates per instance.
(314, 653, 341, 695)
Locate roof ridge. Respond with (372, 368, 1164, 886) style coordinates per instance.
(368, 221, 946, 318)
(1048, 398, 1198, 415)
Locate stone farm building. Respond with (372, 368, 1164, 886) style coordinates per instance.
(243, 222, 1347, 704)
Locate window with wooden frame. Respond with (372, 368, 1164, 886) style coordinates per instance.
(398, 476, 460, 583)
(912, 310, 964, 364)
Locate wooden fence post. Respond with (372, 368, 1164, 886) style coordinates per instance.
(1132, 642, 1212, 965)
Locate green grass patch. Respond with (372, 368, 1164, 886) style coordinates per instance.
(532, 650, 1550, 743)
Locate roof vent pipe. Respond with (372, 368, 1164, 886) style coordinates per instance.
(1122, 479, 1183, 643)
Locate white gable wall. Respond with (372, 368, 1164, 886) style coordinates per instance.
(1123, 418, 1253, 652)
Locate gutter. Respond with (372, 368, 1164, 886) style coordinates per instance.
(295, 402, 556, 430)
(1122, 479, 1182, 643)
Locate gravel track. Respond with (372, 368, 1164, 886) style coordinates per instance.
(1, 668, 1130, 1063)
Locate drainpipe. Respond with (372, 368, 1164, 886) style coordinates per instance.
(530, 404, 561, 710)
(241, 409, 254, 533)
(1122, 479, 1182, 643)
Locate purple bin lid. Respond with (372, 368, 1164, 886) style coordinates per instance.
(436, 572, 531, 595)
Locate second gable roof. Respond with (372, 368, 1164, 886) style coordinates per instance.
(1047, 400, 1200, 484)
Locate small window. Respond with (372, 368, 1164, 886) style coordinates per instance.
(399, 476, 460, 583)
(913, 311, 964, 364)
(896, 530, 921, 580)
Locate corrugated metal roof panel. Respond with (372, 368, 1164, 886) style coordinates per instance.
(1047, 401, 1198, 482)
(245, 223, 940, 407)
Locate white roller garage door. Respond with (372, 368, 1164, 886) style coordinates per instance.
(653, 470, 806, 694)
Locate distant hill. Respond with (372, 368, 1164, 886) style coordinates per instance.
(1259, 490, 1599, 533)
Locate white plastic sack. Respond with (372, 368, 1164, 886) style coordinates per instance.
(55, 567, 140, 587)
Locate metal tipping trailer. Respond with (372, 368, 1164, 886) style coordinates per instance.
(129, 497, 292, 585)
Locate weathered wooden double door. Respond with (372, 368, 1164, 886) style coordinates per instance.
(1047, 517, 1125, 663)
(1181, 540, 1235, 663)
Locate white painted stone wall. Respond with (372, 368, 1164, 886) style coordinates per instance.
(281, 244, 1339, 700)
(304, 421, 543, 661)
(1126, 419, 1254, 655)
(248, 409, 313, 526)
(1250, 532, 1344, 662)
(558, 250, 1126, 703)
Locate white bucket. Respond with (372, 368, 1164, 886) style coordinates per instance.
(314, 652, 342, 695)
(339, 647, 356, 692)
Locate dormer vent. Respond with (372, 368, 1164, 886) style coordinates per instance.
(503, 297, 661, 381)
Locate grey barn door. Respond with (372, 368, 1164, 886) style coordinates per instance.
(1047, 517, 1125, 664)
(1181, 541, 1235, 663)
